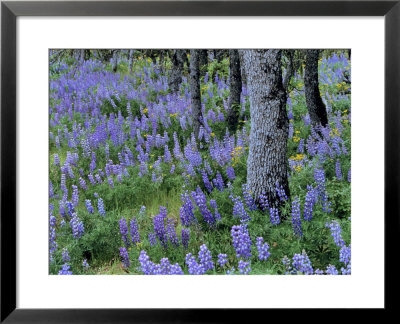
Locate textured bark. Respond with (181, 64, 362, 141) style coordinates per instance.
(227, 49, 242, 133)
(128, 49, 134, 71)
(304, 49, 328, 127)
(168, 50, 185, 93)
(112, 50, 118, 72)
(189, 50, 202, 138)
(240, 49, 290, 210)
(199, 49, 208, 77)
(238, 50, 247, 86)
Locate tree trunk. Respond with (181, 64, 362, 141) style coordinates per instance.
(199, 50, 208, 77)
(227, 49, 242, 133)
(128, 49, 134, 71)
(112, 50, 118, 72)
(80, 49, 85, 63)
(168, 49, 185, 93)
(304, 49, 328, 127)
(238, 50, 247, 86)
(189, 50, 202, 139)
(240, 49, 290, 210)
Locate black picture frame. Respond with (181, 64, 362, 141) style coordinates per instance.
(1, 0, 399, 322)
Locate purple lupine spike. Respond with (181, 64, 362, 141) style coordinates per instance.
(130, 217, 140, 246)
(291, 197, 302, 237)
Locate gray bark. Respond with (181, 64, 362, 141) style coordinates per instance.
(168, 50, 185, 93)
(304, 49, 328, 127)
(128, 49, 134, 71)
(189, 50, 202, 139)
(240, 49, 290, 210)
(238, 50, 247, 86)
(227, 49, 242, 133)
(80, 49, 85, 62)
(199, 50, 208, 77)
(112, 50, 118, 72)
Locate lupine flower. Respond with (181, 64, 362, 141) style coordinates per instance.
(58, 263, 73, 275)
(198, 244, 214, 271)
(138, 250, 156, 275)
(85, 199, 94, 214)
(314, 167, 330, 212)
(315, 269, 325, 275)
(70, 212, 84, 239)
(166, 217, 179, 247)
(339, 244, 351, 266)
(120, 247, 130, 269)
(201, 169, 213, 193)
(226, 166, 236, 180)
(191, 187, 215, 226)
(303, 186, 317, 221)
(119, 217, 130, 248)
(335, 160, 343, 180)
(148, 232, 157, 246)
(181, 228, 190, 249)
(347, 168, 351, 182)
(269, 208, 281, 225)
(153, 206, 168, 247)
(325, 264, 339, 275)
(98, 198, 106, 216)
(54, 153, 60, 166)
(79, 177, 87, 191)
(297, 138, 304, 153)
(88, 174, 96, 185)
(108, 176, 114, 188)
(62, 248, 70, 262)
(209, 199, 221, 221)
(130, 217, 140, 245)
(231, 224, 252, 259)
(232, 198, 250, 223)
(217, 253, 228, 268)
(276, 182, 288, 201)
(291, 197, 303, 237)
(259, 193, 269, 212)
(256, 237, 271, 261)
(180, 191, 196, 227)
(170, 164, 175, 174)
(185, 253, 205, 275)
(49, 215, 58, 262)
(212, 172, 225, 191)
(290, 251, 314, 275)
(325, 220, 345, 247)
(71, 185, 79, 207)
(242, 184, 257, 211)
(95, 174, 102, 184)
(238, 260, 251, 275)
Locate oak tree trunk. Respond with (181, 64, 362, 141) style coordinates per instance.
(240, 49, 290, 210)
(189, 50, 202, 139)
(304, 49, 328, 127)
(227, 49, 242, 133)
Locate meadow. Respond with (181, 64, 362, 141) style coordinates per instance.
(49, 50, 351, 275)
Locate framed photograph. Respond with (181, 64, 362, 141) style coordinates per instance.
(1, 0, 398, 322)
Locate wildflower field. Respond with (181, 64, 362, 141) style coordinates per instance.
(49, 49, 351, 275)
